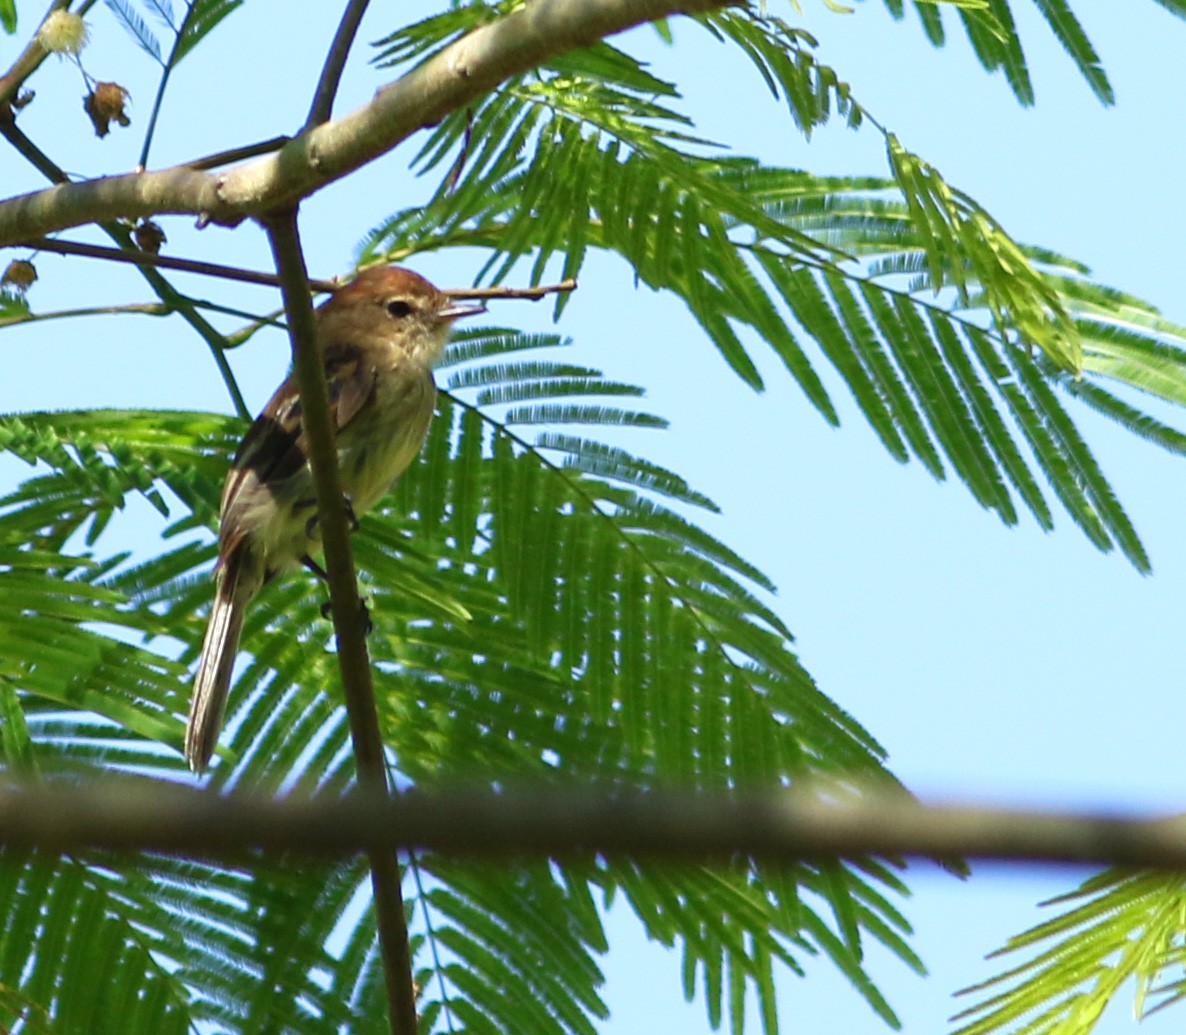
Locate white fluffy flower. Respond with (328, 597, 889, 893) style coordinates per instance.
(38, 11, 90, 55)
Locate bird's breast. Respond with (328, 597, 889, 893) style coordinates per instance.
(336, 367, 437, 515)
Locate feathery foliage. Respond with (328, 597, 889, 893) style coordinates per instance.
(862, 0, 1116, 104)
(0, 327, 914, 1033)
(101, 0, 243, 66)
(363, 11, 1186, 570)
(950, 870, 1186, 1035)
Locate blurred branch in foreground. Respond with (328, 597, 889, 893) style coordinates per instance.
(2, 784, 1183, 868)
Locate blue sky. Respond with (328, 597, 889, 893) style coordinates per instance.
(4, 1, 1186, 1032)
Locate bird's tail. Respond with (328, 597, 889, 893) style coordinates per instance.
(185, 551, 254, 773)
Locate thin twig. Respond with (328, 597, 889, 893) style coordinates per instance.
(0, 124, 250, 417)
(408, 855, 459, 1031)
(443, 109, 474, 193)
(21, 235, 315, 291)
(305, 0, 373, 130)
(262, 209, 417, 1035)
(0, 0, 734, 243)
(2, 783, 1186, 870)
(0, 0, 102, 110)
(98, 221, 251, 418)
(17, 238, 578, 304)
(183, 135, 290, 171)
(0, 114, 69, 183)
(0, 0, 66, 110)
(444, 278, 577, 301)
(137, 29, 180, 170)
(0, 301, 171, 328)
(0, 296, 274, 333)
(138, 0, 229, 170)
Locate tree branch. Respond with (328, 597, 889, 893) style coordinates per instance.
(2, 783, 1185, 870)
(262, 209, 417, 1035)
(0, 0, 67, 110)
(305, 0, 373, 130)
(0, 300, 171, 328)
(102, 220, 251, 418)
(19, 237, 578, 301)
(0, 122, 251, 416)
(446, 277, 578, 301)
(21, 235, 330, 290)
(0, 0, 732, 243)
(0, 110, 69, 183)
(183, 135, 290, 171)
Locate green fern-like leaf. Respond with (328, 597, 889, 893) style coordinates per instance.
(174, 0, 244, 63)
(356, 52, 1183, 572)
(0, 854, 194, 1035)
(0, 325, 919, 1031)
(102, 0, 163, 62)
(950, 870, 1186, 1035)
(864, 0, 1117, 104)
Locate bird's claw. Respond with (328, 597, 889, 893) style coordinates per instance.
(320, 596, 372, 635)
(303, 495, 359, 539)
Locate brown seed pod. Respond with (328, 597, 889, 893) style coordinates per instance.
(133, 220, 167, 255)
(1, 260, 38, 293)
(84, 82, 131, 138)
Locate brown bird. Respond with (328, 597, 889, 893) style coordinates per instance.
(185, 267, 483, 772)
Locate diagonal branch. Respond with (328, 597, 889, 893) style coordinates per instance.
(305, 0, 374, 130)
(0, 118, 250, 416)
(0, 0, 103, 109)
(0, 0, 732, 243)
(0, 0, 67, 110)
(262, 209, 417, 1035)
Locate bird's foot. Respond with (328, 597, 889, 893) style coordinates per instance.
(302, 555, 329, 582)
(302, 494, 359, 540)
(319, 596, 373, 635)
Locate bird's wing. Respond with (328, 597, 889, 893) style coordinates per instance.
(217, 341, 378, 561)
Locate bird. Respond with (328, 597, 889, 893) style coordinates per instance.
(184, 266, 483, 772)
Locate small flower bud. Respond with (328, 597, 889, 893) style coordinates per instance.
(1, 260, 38, 293)
(38, 11, 90, 55)
(133, 220, 167, 255)
(84, 82, 131, 138)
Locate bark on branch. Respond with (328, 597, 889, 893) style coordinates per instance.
(0, 0, 729, 244)
(3, 783, 1185, 870)
(264, 210, 417, 1035)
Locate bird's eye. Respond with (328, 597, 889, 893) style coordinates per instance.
(386, 299, 413, 319)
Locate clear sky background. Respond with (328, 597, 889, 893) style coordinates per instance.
(3, 1, 1186, 1033)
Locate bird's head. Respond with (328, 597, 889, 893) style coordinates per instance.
(317, 266, 484, 364)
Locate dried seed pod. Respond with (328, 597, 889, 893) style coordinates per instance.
(133, 220, 167, 255)
(84, 82, 131, 138)
(1, 260, 38, 293)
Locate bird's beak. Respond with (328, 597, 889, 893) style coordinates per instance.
(438, 301, 486, 322)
